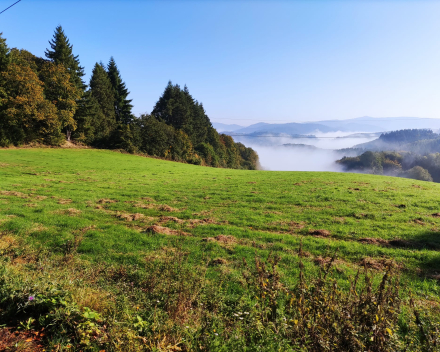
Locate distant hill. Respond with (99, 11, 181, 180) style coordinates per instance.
(221, 117, 440, 138)
(232, 122, 334, 135)
(211, 122, 244, 132)
(353, 129, 440, 153)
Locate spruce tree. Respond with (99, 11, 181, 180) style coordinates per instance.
(45, 26, 85, 91)
(107, 57, 133, 124)
(89, 63, 116, 141)
(0, 33, 10, 72)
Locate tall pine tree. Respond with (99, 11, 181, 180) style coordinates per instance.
(45, 26, 85, 91)
(107, 57, 133, 124)
(89, 62, 116, 142)
(0, 33, 10, 73)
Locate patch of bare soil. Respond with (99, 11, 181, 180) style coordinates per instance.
(56, 208, 82, 216)
(115, 212, 145, 221)
(359, 257, 393, 271)
(210, 258, 228, 266)
(187, 218, 217, 228)
(58, 180, 74, 184)
(313, 256, 333, 267)
(57, 198, 72, 204)
(308, 229, 331, 237)
(202, 235, 237, 244)
(0, 190, 28, 198)
(131, 201, 154, 209)
(158, 204, 179, 212)
(192, 210, 213, 217)
(333, 217, 346, 223)
(0, 328, 44, 351)
(431, 213, 440, 218)
(97, 198, 119, 204)
(411, 218, 426, 225)
(33, 195, 47, 201)
(159, 216, 184, 224)
(144, 225, 189, 236)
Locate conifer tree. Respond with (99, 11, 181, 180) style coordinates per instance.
(107, 57, 133, 124)
(0, 33, 10, 72)
(45, 26, 85, 91)
(89, 63, 116, 141)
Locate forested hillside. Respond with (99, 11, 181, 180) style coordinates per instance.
(0, 27, 259, 170)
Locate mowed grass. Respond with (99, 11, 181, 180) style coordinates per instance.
(1, 148, 440, 350)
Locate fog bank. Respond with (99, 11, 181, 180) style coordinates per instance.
(232, 131, 378, 171)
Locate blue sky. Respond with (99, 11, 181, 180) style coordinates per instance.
(1, 0, 440, 125)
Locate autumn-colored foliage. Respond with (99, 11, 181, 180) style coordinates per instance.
(0, 63, 63, 146)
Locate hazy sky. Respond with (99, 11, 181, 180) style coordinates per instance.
(2, 0, 440, 125)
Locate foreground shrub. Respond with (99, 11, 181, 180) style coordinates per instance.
(1, 242, 439, 351)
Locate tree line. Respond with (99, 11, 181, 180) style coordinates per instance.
(0, 27, 259, 170)
(337, 150, 438, 182)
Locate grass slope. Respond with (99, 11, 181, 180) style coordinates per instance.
(0, 149, 439, 350)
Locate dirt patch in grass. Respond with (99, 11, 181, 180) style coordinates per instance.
(308, 229, 331, 237)
(28, 223, 48, 233)
(159, 216, 184, 224)
(97, 198, 119, 204)
(411, 218, 426, 226)
(144, 225, 189, 236)
(131, 201, 154, 209)
(187, 218, 217, 227)
(333, 217, 346, 223)
(359, 257, 393, 271)
(0, 190, 28, 198)
(192, 210, 213, 216)
(431, 213, 440, 218)
(57, 198, 72, 204)
(203, 235, 237, 245)
(55, 208, 81, 216)
(210, 258, 228, 266)
(115, 212, 145, 222)
(33, 195, 47, 201)
(0, 328, 44, 351)
(158, 204, 179, 212)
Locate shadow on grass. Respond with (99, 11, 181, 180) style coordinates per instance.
(387, 230, 440, 251)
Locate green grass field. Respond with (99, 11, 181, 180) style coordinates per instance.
(1, 148, 439, 351)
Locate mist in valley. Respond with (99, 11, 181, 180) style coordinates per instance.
(232, 132, 378, 171)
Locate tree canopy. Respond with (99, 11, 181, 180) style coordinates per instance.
(0, 29, 259, 170)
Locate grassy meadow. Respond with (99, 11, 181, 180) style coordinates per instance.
(1, 148, 440, 351)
